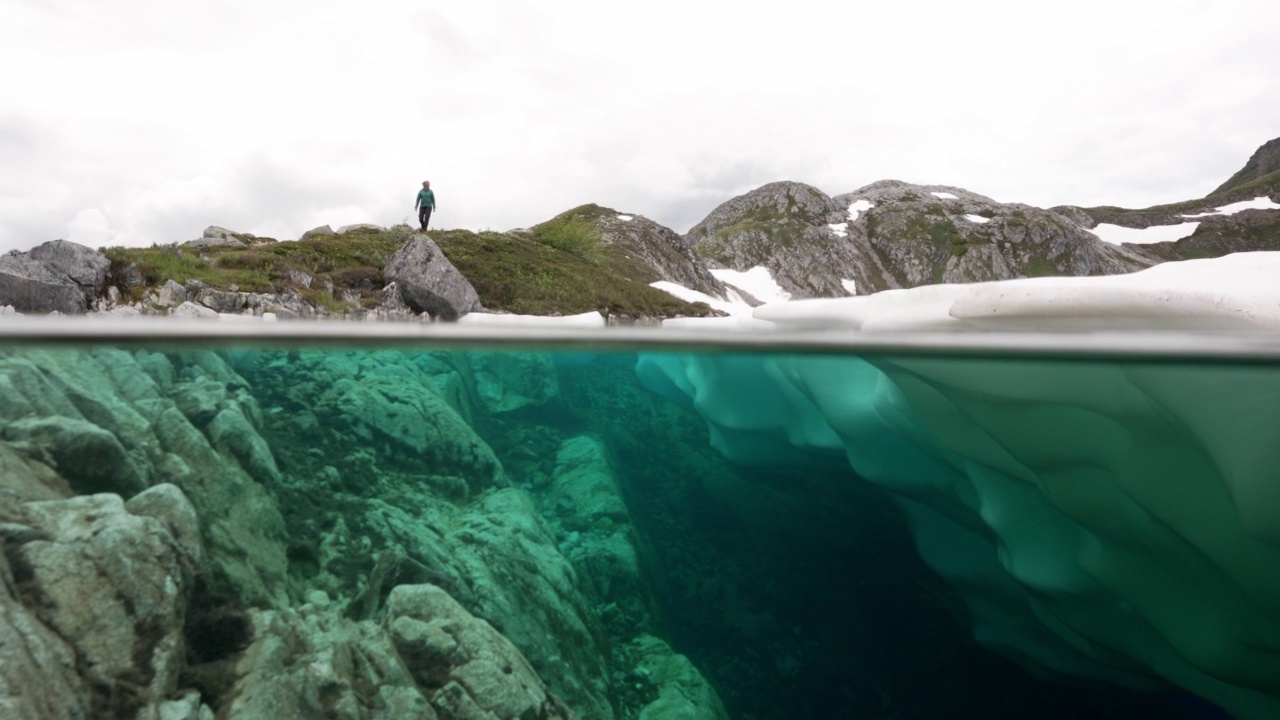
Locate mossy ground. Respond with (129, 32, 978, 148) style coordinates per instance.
(106, 225, 713, 318)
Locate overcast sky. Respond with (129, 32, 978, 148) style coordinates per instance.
(2, 0, 1277, 253)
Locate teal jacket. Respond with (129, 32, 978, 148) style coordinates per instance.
(415, 189, 436, 210)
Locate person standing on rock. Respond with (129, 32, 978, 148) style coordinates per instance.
(415, 181, 436, 230)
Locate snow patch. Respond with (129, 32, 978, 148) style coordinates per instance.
(617, 214, 634, 222)
(1091, 222, 1200, 245)
(1180, 196, 1280, 218)
(457, 311, 606, 327)
(964, 214, 992, 224)
(841, 279, 858, 295)
(847, 199, 874, 222)
(650, 281, 752, 316)
(710, 266, 792, 304)
(828, 222, 848, 237)
(747, 251, 1280, 333)
(931, 192, 960, 200)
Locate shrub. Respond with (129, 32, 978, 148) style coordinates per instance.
(532, 216, 602, 262)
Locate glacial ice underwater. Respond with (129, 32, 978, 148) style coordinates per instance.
(2, 340, 1277, 719)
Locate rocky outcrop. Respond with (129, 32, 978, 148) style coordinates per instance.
(685, 180, 1152, 297)
(384, 234, 482, 320)
(0, 239, 110, 313)
(558, 204, 729, 297)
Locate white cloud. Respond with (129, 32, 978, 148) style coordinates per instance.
(2, 0, 1279, 253)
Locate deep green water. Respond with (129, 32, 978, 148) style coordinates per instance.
(4, 342, 1272, 719)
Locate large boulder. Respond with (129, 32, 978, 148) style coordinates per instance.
(384, 234, 481, 320)
(0, 240, 110, 313)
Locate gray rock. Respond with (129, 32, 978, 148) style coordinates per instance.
(193, 286, 247, 313)
(0, 240, 109, 313)
(337, 223, 383, 233)
(27, 239, 111, 290)
(384, 234, 482, 320)
(184, 236, 246, 249)
(156, 279, 189, 307)
(172, 301, 219, 319)
(203, 225, 239, 240)
(301, 224, 336, 239)
(284, 267, 312, 288)
(116, 261, 147, 289)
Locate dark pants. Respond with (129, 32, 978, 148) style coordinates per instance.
(418, 206, 432, 230)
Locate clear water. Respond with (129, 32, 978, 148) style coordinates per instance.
(1, 330, 1273, 719)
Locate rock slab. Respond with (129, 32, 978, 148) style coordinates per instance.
(384, 234, 482, 320)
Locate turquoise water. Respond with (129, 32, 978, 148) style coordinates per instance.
(1, 340, 1272, 719)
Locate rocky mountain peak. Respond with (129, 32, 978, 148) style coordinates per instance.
(1211, 136, 1280, 196)
(685, 181, 844, 244)
(684, 178, 1151, 299)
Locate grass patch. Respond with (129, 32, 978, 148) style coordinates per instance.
(435, 229, 714, 317)
(105, 226, 414, 303)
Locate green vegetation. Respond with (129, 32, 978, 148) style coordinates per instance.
(105, 222, 713, 319)
(1211, 168, 1280, 198)
(531, 210, 604, 262)
(105, 226, 411, 310)
(435, 229, 713, 317)
(903, 215, 967, 256)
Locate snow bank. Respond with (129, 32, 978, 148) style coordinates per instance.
(1091, 222, 1200, 245)
(709, 266, 791, 305)
(1181, 196, 1280, 218)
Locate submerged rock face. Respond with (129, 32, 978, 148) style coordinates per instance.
(384, 234, 482, 320)
(223, 584, 577, 719)
(0, 349, 290, 607)
(0, 239, 110, 313)
(1, 485, 204, 719)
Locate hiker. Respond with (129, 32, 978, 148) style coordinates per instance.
(415, 181, 436, 230)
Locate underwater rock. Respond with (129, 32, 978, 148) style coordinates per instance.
(0, 415, 146, 496)
(0, 557, 93, 718)
(223, 584, 577, 720)
(628, 635, 730, 720)
(7, 489, 201, 716)
(238, 350, 618, 717)
(387, 584, 578, 720)
(464, 351, 561, 414)
(0, 349, 291, 607)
